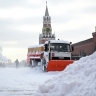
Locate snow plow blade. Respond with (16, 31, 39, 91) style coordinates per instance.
(46, 60, 74, 72)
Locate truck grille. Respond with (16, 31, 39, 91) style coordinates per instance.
(52, 57, 70, 60)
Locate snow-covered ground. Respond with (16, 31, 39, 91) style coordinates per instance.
(0, 66, 59, 96)
(0, 52, 96, 96)
(35, 52, 96, 96)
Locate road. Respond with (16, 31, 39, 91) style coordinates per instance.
(0, 66, 59, 96)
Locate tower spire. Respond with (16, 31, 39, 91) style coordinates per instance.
(39, 1, 55, 44)
(45, 1, 49, 16)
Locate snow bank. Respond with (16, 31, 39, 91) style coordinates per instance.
(35, 52, 96, 96)
(0, 46, 8, 61)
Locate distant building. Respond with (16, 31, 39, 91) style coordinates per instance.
(38, 2, 96, 58)
(39, 2, 55, 44)
(72, 27, 96, 57)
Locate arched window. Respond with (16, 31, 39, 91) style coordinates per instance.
(44, 17, 46, 21)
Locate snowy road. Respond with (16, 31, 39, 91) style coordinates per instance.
(0, 66, 59, 96)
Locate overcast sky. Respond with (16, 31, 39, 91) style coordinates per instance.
(0, 0, 96, 62)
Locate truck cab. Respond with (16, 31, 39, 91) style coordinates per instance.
(42, 40, 74, 71)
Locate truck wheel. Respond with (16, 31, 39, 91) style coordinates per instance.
(30, 60, 34, 67)
(41, 58, 46, 72)
(43, 64, 46, 72)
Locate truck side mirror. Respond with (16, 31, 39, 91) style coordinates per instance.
(72, 46, 74, 51)
(45, 44, 48, 51)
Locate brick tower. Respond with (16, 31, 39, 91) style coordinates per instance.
(39, 2, 55, 44)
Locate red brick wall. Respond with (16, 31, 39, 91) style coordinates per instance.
(72, 38, 93, 56)
(39, 39, 47, 44)
(92, 32, 96, 51)
(72, 42, 93, 56)
(72, 32, 96, 56)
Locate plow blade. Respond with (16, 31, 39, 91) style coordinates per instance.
(46, 60, 74, 72)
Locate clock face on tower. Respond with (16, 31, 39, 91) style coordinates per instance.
(46, 27, 50, 32)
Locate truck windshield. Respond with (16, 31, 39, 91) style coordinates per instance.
(50, 43, 70, 52)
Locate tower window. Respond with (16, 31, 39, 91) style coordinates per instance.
(44, 18, 46, 21)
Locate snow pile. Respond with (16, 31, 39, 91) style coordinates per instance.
(0, 46, 8, 61)
(35, 52, 96, 96)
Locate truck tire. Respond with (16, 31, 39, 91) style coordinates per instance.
(31, 60, 38, 67)
(31, 60, 34, 67)
(30, 60, 34, 67)
(43, 64, 46, 72)
(41, 58, 46, 72)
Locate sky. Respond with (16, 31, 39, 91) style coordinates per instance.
(0, 0, 96, 62)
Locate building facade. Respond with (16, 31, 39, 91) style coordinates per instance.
(72, 27, 96, 57)
(39, 2, 55, 44)
(39, 2, 96, 58)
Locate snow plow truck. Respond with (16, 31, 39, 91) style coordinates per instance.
(27, 40, 74, 72)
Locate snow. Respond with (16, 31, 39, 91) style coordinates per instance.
(0, 52, 96, 96)
(30, 56, 41, 59)
(28, 44, 44, 48)
(45, 40, 70, 44)
(35, 52, 96, 96)
(0, 65, 59, 96)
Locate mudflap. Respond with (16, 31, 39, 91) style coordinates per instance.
(46, 60, 74, 72)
